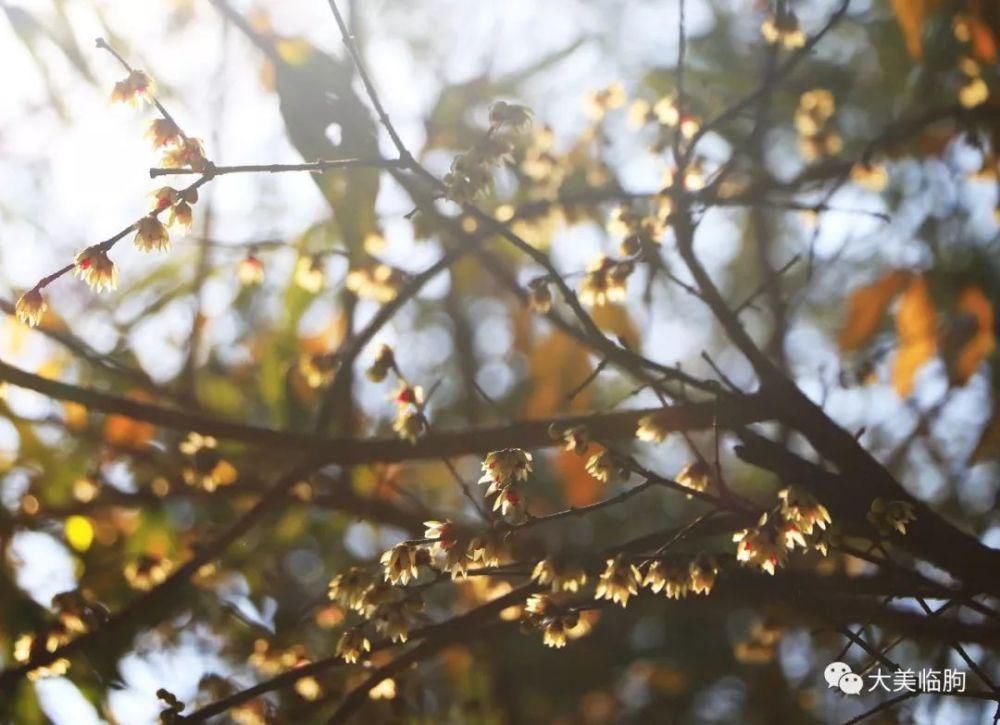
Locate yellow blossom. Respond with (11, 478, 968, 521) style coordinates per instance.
(110, 70, 155, 105)
(237, 254, 265, 286)
(595, 556, 641, 608)
(336, 628, 371, 664)
(146, 118, 182, 149)
(867, 498, 917, 536)
(294, 255, 325, 293)
(479, 448, 533, 489)
(15, 289, 46, 327)
(380, 542, 421, 585)
(74, 248, 118, 293)
(532, 558, 588, 593)
(134, 216, 170, 253)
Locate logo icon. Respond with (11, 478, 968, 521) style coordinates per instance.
(824, 661, 861, 695)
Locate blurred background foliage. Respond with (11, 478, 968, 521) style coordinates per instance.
(0, 0, 998, 723)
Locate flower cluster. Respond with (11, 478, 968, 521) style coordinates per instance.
(636, 411, 672, 443)
(522, 593, 581, 649)
(609, 203, 668, 259)
(14, 288, 47, 327)
(527, 277, 553, 313)
(74, 247, 119, 293)
(365, 344, 397, 382)
(733, 487, 831, 577)
(532, 558, 588, 593)
(294, 254, 325, 293)
(676, 460, 711, 497)
(110, 69, 155, 106)
(795, 90, 842, 161)
(595, 556, 642, 608)
(391, 381, 427, 444)
(443, 100, 533, 203)
(346, 263, 407, 303)
(13, 632, 71, 681)
(179, 433, 239, 492)
(579, 254, 633, 307)
(956, 55, 990, 109)
(237, 253, 265, 286)
(584, 83, 626, 121)
(479, 448, 533, 519)
(123, 553, 174, 591)
(761, 8, 805, 49)
(584, 449, 627, 484)
(867, 498, 917, 536)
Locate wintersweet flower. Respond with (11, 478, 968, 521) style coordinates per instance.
(579, 255, 631, 307)
(145, 118, 182, 149)
(294, 255, 325, 293)
(585, 450, 618, 483)
(134, 216, 170, 253)
(532, 558, 588, 593)
(424, 520, 458, 554)
(479, 448, 533, 489)
(595, 556, 641, 608)
(161, 137, 208, 171)
(380, 542, 421, 585)
(149, 187, 179, 213)
(336, 628, 371, 664)
(237, 254, 265, 286)
(468, 531, 508, 568)
(167, 201, 193, 231)
(528, 279, 553, 313)
(636, 412, 671, 443)
(688, 555, 719, 595)
(393, 407, 425, 444)
(365, 344, 396, 382)
(733, 514, 787, 575)
(328, 567, 374, 613)
(15, 289, 46, 327)
(643, 561, 690, 599)
(761, 10, 805, 49)
(74, 248, 118, 293)
(179, 432, 238, 491)
(124, 554, 173, 591)
(491, 487, 526, 519)
(676, 460, 711, 495)
(778, 486, 831, 535)
(489, 100, 533, 131)
(110, 70, 155, 105)
(867, 498, 917, 536)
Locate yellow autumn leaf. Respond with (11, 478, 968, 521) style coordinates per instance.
(838, 270, 910, 351)
(276, 38, 313, 66)
(890, 0, 943, 59)
(63, 402, 88, 431)
(952, 287, 996, 384)
(892, 275, 938, 397)
(523, 329, 593, 418)
(591, 302, 639, 350)
(65, 515, 94, 553)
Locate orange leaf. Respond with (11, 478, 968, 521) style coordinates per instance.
(103, 391, 156, 449)
(838, 270, 910, 351)
(522, 329, 593, 418)
(890, 0, 943, 59)
(554, 447, 600, 507)
(892, 276, 938, 397)
(591, 303, 639, 350)
(968, 1, 999, 63)
(953, 287, 996, 384)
